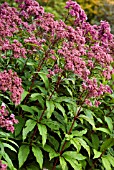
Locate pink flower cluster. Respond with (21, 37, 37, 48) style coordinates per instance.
(65, 0, 87, 24)
(48, 65, 63, 78)
(24, 35, 46, 53)
(0, 2, 22, 37)
(0, 103, 18, 133)
(0, 160, 7, 170)
(0, 70, 23, 105)
(15, 0, 44, 19)
(58, 42, 90, 80)
(0, 39, 27, 59)
(82, 79, 112, 106)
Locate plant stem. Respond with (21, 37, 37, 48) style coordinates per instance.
(52, 106, 82, 170)
(52, 91, 88, 170)
(30, 75, 62, 145)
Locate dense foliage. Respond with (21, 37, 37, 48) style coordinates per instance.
(0, 0, 114, 170)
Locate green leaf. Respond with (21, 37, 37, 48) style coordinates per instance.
(72, 129, 87, 137)
(76, 137, 90, 157)
(18, 145, 30, 168)
(21, 90, 29, 102)
(30, 94, 44, 108)
(3, 143, 17, 152)
(42, 119, 61, 131)
(43, 144, 59, 160)
(95, 127, 111, 135)
(15, 116, 25, 136)
(30, 93, 44, 108)
(70, 138, 81, 152)
(100, 138, 114, 152)
(62, 151, 86, 160)
(104, 116, 113, 132)
(48, 135, 59, 151)
(23, 119, 36, 140)
(21, 105, 34, 114)
(93, 149, 102, 159)
(54, 103, 67, 122)
(60, 157, 67, 170)
(79, 114, 95, 129)
(3, 152, 14, 169)
(38, 124, 47, 146)
(32, 146, 43, 169)
(107, 154, 114, 167)
(54, 111, 66, 125)
(46, 100, 55, 119)
(102, 156, 112, 170)
(63, 85, 73, 96)
(38, 72, 49, 89)
(64, 155, 82, 170)
(91, 134, 99, 150)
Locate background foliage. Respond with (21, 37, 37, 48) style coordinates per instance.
(0, 0, 114, 170)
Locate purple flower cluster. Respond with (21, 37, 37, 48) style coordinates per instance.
(65, 0, 87, 24)
(58, 42, 90, 80)
(1, 39, 27, 59)
(0, 103, 18, 133)
(0, 70, 23, 105)
(82, 79, 112, 106)
(0, 2, 22, 37)
(0, 160, 7, 170)
(15, 0, 44, 19)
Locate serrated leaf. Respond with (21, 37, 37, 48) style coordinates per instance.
(54, 103, 67, 122)
(23, 119, 36, 140)
(18, 145, 30, 168)
(31, 93, 43, 98)
(3, 143, 17, 152)
(4, 139, 19, 148)
(93, 149, 101, 159)
(72, 129, 87, 137)
(64, 155, 82, 170)
(95, 127, 111, 135)
(63, 85, 73, 96)
(102, 156, 112, 170)
(54, 111, 66, 125)
(21, 105, 34, 114)
(107, 154, 114, 167)
(43, 144, 59, 160)
(38, 72, 49, 89)
(32, 146, 43, 169)
(70, 138, 81, 152)
(38, 124, 47, 146)
(48, 135, 59, 151)
(60, 157, 67, 170)
(100, 138, 114, 152)
(3, 152, 14, 169)
(104, 116, 113, 132)
(76, 137, 90, 157)
(30, 94, 44, 108)
(46, 100, 54, 119)
(63, 151, 86, 160)
(79, 114, 95, 129)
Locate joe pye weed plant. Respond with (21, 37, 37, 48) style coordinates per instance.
(0, 0, 114, 169)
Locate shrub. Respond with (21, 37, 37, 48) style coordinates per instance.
(0, 0, 114, 170)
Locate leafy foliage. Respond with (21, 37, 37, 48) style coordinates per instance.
(0, 0, 114, 170)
